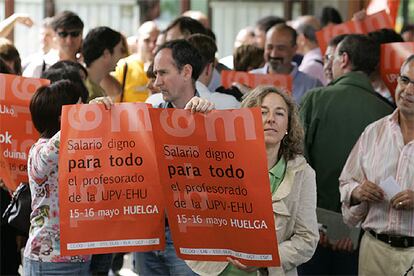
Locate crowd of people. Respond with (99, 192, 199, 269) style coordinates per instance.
(0, 5, 413, 276)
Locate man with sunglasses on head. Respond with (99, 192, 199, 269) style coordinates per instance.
(339, 55, 414, 276)
(23, 11, 83, 78)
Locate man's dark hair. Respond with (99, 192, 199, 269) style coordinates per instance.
(51, 10, 84, 31)
(401, 24, 414, 35)
(46, 60, 88, 79)
(156, 39, 203, 82)
(401, 54, 414, 73)
(187, 34, 217, 65)
(30, 80, 83, 138)
(82, 26, 122, 67)
(368, 28, 403, 44)
(256, 15, 285, 33)
(233, 44, 264, 72)
(165, 16, 206, 38)
(320, 6, 342, 27)
(146, 62, 155, 79)
(337, 34, 379, 76)
(328, 34, 347, 47)
(205, 28, 216, 42)
(42, 60, 88, 103)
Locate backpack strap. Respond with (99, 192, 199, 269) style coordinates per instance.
(120, 62, 128, 102)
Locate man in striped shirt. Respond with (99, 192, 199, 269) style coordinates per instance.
(340, 54, 414, 276)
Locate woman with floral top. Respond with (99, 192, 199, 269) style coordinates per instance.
(24, 80, 91, 275)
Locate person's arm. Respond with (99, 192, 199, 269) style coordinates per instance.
(29, 131, 60, 181)
(0, 13, 33, 37)
(339, 130, 384, 227)
(89, 96, 114, 109)
(277, 165, 319, 271)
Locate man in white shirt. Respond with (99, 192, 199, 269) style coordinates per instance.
(339, 55, 414, 276)
(22, 17, 55, 71)
(147, 35, 240, 110)
(136, 39, 213, 276)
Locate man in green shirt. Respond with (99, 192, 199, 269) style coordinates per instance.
(298, 34, 394, 275)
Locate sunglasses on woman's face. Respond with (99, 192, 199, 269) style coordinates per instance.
(57, 30, 81, 38)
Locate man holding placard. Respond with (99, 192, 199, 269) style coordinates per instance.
(135, 39, 213, 275)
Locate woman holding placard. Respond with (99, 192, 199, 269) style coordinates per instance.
(187, 86, 319, 275)
(24, 80, 91, 275)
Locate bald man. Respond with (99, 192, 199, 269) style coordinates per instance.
(251, 23, 322, 103)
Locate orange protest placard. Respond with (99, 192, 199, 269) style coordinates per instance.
(221, 70, 292, 95)
(59, 103, 165, 256)
(316, 10, 393, 54)
(150, 108, 280, 267)
(0, 74, 49, 191)
(380, 42, 414, 100)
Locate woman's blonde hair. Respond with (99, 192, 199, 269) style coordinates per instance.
(241, 85, 304, 161)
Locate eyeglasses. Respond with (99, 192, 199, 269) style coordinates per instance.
(398, 75, 414, 86)
(57, 31, 81, 38)
(323, 54, 333, 63)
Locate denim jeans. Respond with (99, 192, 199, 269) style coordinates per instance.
(133, 226, 197, 276)
(24, 257, 91, 276)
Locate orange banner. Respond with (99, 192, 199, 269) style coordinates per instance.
(150, 108, 280, 267)
(380, 42, 414, 99)
(0, 74, 49, 191)
(58, 103, 165, 256)
(221, 70, 292, 95)
(316, 10, 393, 54)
